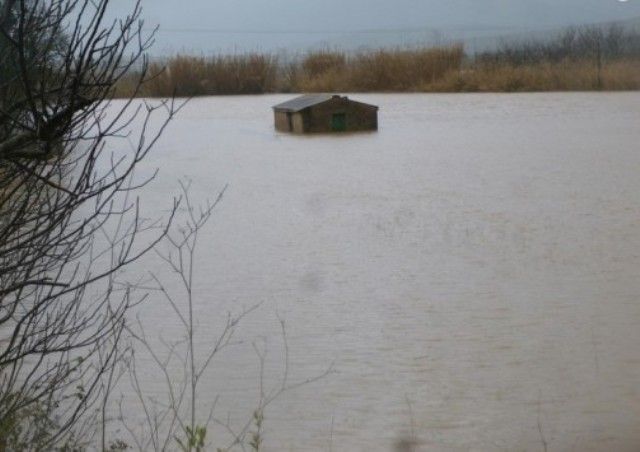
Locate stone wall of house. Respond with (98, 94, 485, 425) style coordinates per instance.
(274, 97, 378, 133)
(304, 97, 378, 133)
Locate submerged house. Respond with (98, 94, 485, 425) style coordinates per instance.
(273, 94, 378, 134)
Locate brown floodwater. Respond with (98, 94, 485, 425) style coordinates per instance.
(117, 92, 640, 451)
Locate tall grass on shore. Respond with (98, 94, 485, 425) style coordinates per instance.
(290, 46, 465, 92)
(118, 25, 640, 97)
(426, 25, 640, 92)
(115, 53, 279, 97)
(423, 59, 640, 92)
(117, 46, 465, 97)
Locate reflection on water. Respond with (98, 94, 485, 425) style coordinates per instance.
(124, 93, 640, 451)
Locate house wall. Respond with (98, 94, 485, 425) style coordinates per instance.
(291, 113, 306, 133)
(274, 97, 378, 133)
(274, 111, 291, 132)
(305, 97, 377, 133)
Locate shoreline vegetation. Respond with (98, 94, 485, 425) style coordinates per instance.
(116, 25, 640, 97)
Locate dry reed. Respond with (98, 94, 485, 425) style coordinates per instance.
(423, 58, 640, 92)
(127, 54, 279, 97)
(115, 26, 640, 97)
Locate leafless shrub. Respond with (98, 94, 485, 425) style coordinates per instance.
(478, 25, 640, 67)
(120, 181, 332, 452)
(0, 0, 180, 447)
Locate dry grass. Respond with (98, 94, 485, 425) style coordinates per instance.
(423, 58, 640, 92)
(126, 54, 279, 97)
(118, 46, 464, 97)
(292, 46, 465, 92)
(115, 34, 640, 97)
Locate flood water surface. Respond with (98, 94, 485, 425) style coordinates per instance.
(126, 93, 640, 451)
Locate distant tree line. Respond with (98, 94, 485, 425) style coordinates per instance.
(477, 25, 640, 66)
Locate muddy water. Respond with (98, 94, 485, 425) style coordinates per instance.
(123, 93, 640, 451)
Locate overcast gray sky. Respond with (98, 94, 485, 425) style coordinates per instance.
(107, 0, 640, 54)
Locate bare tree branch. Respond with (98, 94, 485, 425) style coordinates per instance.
(0, 0, 179, 448)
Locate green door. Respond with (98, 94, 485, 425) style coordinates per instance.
(331, 113, 346, 132)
